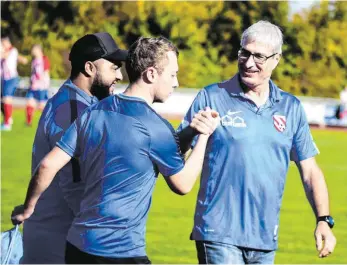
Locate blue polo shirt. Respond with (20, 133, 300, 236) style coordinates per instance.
(23, 79, 98, 263)
(177, 74, 319, 250)
(56, 93, 185, 258)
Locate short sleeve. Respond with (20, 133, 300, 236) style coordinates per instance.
(43, 56, 50, 71)
(56, 110, 89, 158)
(7, 48, 18, 70)
(49, 100, 89, 148)
(177, 89, 208, 148)
(149, 119, 185, 178)
(290, 102, 319, 161)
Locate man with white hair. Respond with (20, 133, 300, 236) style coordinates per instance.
(178, 20, 336, 264)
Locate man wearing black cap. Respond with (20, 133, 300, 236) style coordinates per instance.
(12, 36, 220, 264)
(12, 32, 127, 264)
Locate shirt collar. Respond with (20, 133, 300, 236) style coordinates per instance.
(63, 79, 98, 105)
(268, 79, 282, 103)
(223, 74, 282, 103)
(116, 93, 148, 104)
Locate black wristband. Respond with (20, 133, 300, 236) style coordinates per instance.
(317, 215, 334, 228)
(177, 126, 200, 154)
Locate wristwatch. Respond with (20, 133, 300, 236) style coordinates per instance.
(317, 215, 335, 229)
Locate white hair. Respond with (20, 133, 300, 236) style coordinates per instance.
(241, 20, 283, 54)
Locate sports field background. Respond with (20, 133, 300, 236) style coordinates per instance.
(1, 110, 346, 263)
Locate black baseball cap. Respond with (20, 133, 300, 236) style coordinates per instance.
(69, 32, 128, 64)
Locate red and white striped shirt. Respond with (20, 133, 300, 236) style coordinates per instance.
(30, 55, 50, 90)
(1, 47, 19, 80)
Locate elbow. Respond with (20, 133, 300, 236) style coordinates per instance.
(172, 189, 189, 196)
(167, 170, 195, 195)
(167, 182, 192, 195)
(39, 157, 52, 171)
(38, 156, 56, 176)
(180, 185, 193, 195)
(171, 185, 192, 196)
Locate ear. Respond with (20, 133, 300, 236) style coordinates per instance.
(275, 54, 282, 62)
(84, 61, 96, 77)
(272, 54, 281, 69)
(145, 67, 158, 83)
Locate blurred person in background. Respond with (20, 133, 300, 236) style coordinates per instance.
(178, 20, 336, 264)
(1, 36, 28, 131)
(25, 44, 51, 126)
(12, 36, 220, 264)
(12, 32, 127, 264)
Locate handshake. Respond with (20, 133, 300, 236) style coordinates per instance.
(190, 107, 220, 136)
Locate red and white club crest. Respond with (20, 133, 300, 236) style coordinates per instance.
(273, 115, 286, 132)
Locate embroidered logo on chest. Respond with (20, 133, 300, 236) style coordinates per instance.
(221, 110, 247, 128)
(273, 115, 286, 132)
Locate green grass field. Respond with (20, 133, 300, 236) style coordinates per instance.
(1, 110, 347, 263)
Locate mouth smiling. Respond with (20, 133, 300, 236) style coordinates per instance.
(242, 68, 259, 76)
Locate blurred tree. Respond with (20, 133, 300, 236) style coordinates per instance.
(115, 1, 224, 87)
(1, 1, 125, 79)
(292, 1, 347, 97)
(1, 0, 346, 97)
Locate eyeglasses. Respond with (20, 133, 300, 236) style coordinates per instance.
(238, 48, 278, 64)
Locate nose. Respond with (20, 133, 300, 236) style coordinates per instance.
(115, 68, 123, 82)
(173, 77, 179, 89)
(244, 54, 256, 68)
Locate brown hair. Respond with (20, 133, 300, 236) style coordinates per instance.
(126, 36, 179, 83)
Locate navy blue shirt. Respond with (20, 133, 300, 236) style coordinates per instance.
(23, 79, 98, 263)
(57, 94, 185, 258)
(178, 74, 319, 250)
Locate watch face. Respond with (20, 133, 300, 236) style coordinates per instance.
(325, 216, 335, 228)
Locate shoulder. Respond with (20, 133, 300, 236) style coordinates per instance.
(47, 86, 89, 116)
(88, 96, 114, 111)
(49, 85, 70, 105)
(193, 80, 232, 105)
(6, 48, 18, 59)
(127, 102, 175, 138)
(10, 47, 18, 55)
(278, 88, 301, 107)
(203, 75, 239, 97)
(147, 114, 180, 151)
(203, 82, 226, 96)
(271, 80, 301, 107)
(190, 82, 221, 104)
(204, 82, 220, 92)
(88, 96, 149, 126)
(274, 85, 305, 121)
(153, 115, 176, 134)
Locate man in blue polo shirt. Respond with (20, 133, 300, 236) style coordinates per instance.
(12, 36, 220, 264)
(178, 21, 336, 264)
(12, 32, 127, 264)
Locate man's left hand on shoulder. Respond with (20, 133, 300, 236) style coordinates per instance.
(314, 220, 336, 258)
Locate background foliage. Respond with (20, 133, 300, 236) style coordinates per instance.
(1, 1, 346, 97)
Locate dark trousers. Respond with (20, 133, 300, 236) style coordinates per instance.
(65, 241, 151, 264)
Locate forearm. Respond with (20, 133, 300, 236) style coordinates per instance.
(17, 54, 28, 64)
(10, 147, 72, 224)
(169, 135, 209, 194)
(24, 162, 59, 210)
(23, 147, 71, 210)
(302, 166, 330, 218)
(177, 126, 199, 154)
